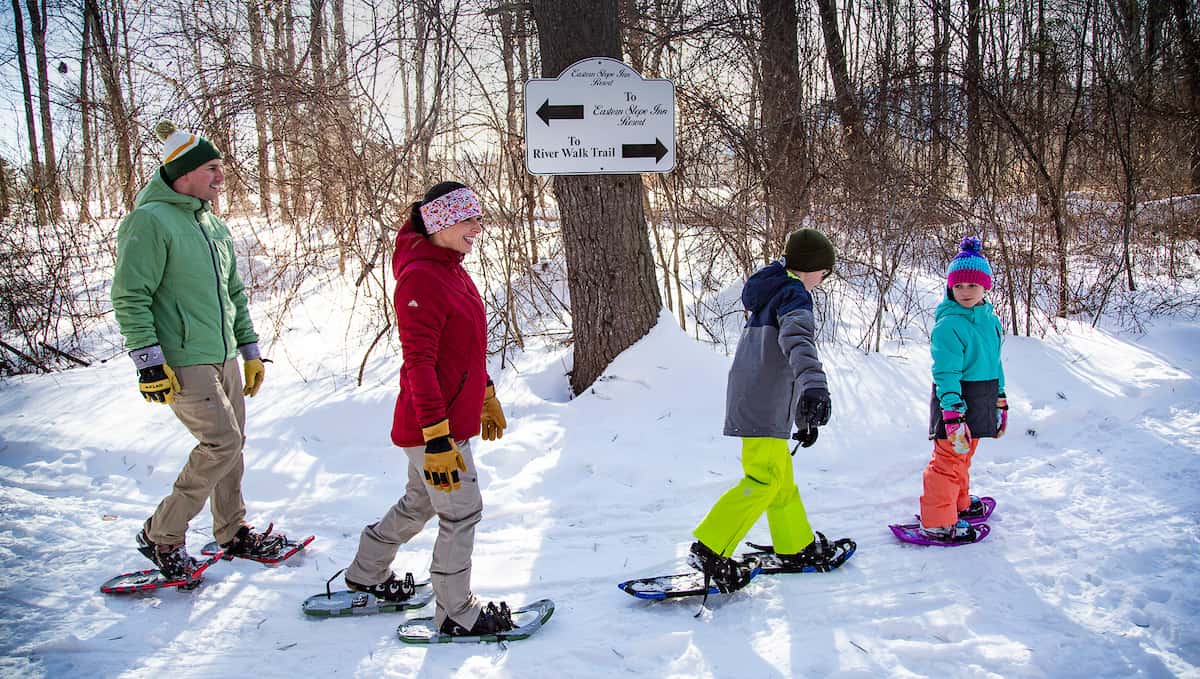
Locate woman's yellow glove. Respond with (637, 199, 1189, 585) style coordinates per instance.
(421, 419, 466, 493)
(243, 358, 265, 397)
(480, 383, 507, 440)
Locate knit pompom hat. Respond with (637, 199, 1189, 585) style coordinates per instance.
(946, 236, 993, 290)
(155, 120, 222, 181)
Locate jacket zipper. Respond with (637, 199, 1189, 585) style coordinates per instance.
(193, 207, 230, 356)
(177, 301, 191, 347)
(446, 371, 468, 409)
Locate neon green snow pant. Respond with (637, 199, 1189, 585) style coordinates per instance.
(693, 437, 815, 557)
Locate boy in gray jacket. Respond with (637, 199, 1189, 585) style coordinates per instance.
(688, 229, 851, 592)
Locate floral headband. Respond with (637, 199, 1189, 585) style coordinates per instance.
(419, 187, 482, 234)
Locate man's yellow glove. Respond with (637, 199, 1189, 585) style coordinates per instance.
(138, 364, 180, 404)
(422, 419, 467, 493)
(480, 383, 507, 441)
(243, 358, 265, 397)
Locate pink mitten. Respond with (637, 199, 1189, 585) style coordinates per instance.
(943, 410, 972, 454)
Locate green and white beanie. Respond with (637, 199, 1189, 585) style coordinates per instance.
(155, 120, 222, 181)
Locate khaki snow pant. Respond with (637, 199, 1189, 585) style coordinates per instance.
(346, 440, 483, 630)
(145, 359, 247, 546)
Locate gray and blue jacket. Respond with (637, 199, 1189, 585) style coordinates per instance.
(724, 261, 828, 439)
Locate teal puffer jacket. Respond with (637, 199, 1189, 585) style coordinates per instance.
(927, 293, 1005, 438)
(110, 169, 258, 367)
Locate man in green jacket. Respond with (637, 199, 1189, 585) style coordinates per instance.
(111, 121, 273, 579)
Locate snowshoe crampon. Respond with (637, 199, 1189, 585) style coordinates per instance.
(302, 571, 433, 618)
(741, 535, 857, 573)
(889, 521, 991, 546)
(396, 598, 554, 644)
(101, 551, 224, 594)
(200, 531, 313, 565)
(618, 559, 763, 601)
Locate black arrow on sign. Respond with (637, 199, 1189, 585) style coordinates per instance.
(621, 138, 669, 163)
(536, 99, 584, 126)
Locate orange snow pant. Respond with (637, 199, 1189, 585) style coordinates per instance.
(919, 438, 980, 528)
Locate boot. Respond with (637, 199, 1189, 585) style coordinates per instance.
(220, 523, 287, 559)
(439, 601, 515, 636)
(959, 496, 987, 520)
(136, 528, 199, 580)
(774, 532, 834, 569)
(686, 541, 755, 594)
(920, 519, 977, 543)
(344, 571, 417, 603)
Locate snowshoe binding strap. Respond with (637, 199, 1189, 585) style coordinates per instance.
(325, 567, 347, 599)
(695, 573, 712, 617)
(745, 531, 831, 556)
(251, 523, 288, 556)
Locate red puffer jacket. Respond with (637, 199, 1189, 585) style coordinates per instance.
(390, 219, 489, 447)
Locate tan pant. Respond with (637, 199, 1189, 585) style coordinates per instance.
(145, 359, 247, 546)
(346, 440, 484, 629)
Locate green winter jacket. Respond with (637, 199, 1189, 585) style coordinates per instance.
(930, 294, 1005, 414)
(111, 169, 257, 367)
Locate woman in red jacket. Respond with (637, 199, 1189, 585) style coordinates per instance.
(343, 181, 512, 636)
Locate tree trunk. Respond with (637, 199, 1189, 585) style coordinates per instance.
(331, 0, 349, 86)
(0, 158, 11, 220)
(118, 1, 140, 176)
(79, 9, 94, 223)
(530, 0, 663, 395)
(284, 0, 305, 218)
(396, 0, 412, 143)
(330, 0, 356, 224)
(84, 0, 135, 211)
(12, 0, 45, 225)
(310, 0, 339, 244)
(759, 0, 810, 254)
(965, 0, 982, 200)
(929, 0, 951, 192)
(26, 0, 61, 220)
(517, 6, 538, 263)
(1171, 0, 1200, 192)
(814, 0, 867, 165)
(248, 0, 272, 216)
(270, 1, 294, 222)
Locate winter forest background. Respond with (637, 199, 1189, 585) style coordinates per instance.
(0, 0, 1195, 383)
(2, 0, 1199, 388)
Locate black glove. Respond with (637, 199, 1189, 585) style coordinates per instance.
(792, 426, 819, 449)
(797, 387, 832, 428)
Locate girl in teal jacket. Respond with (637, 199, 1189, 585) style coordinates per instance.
(919, 237, 1008, 543)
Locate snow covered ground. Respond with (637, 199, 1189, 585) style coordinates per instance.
(2, 291, 1199, 677)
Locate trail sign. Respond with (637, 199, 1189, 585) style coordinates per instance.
(524, 57, 675, 175)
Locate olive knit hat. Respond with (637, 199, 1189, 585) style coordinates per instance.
(783, 228, 836, 273)
(155, 120, 222, 181)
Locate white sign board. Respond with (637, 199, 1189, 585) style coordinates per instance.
(524, 57, 675, 175)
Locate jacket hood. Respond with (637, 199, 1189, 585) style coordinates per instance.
(741, 261, 793, 312)
(134, 168, 207, 211)
(936, 293, 994, 322)
(392, 218, 465, 278)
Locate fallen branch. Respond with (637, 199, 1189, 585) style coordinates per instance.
(0, 340, 52, 373)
